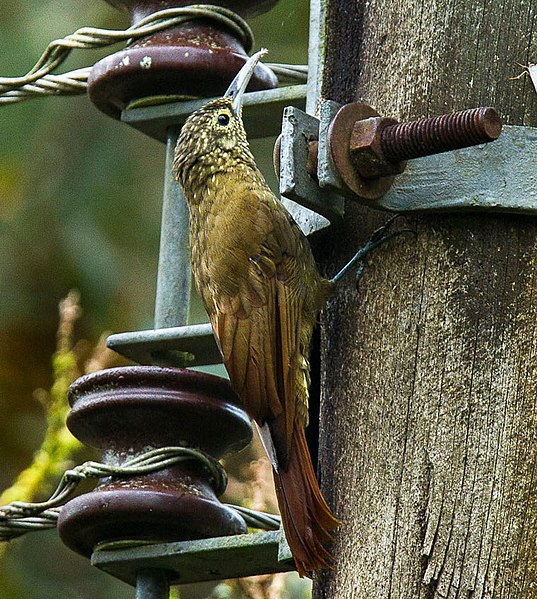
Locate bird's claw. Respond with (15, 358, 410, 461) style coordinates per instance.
(368, 214, 401, 243)
(331, 215, 415, 288)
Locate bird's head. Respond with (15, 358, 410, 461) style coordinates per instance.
(174, 49, 268, 189)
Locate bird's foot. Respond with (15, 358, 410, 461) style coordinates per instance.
(331, 215, 414, 288)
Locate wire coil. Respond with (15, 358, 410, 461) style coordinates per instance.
(0, 446, 280, 542)
(0, 6, 307, 105)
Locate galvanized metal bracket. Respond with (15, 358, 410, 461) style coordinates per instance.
(316, 99, 345, 193)
(106, 323, 221, 367)
(280, 104, 537, 216)
(122, 85, 307, 143)
(92, 530, 294, 587)
(380, 124, 537, 213)
(279, 105, 344, 223)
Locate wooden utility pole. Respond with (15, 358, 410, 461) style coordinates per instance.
(314, 2, 537, 598)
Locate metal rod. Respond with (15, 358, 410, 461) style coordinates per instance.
(135, 569, 170, 599)
(154, 128, 192, 328)
(380, 107, 502, 163)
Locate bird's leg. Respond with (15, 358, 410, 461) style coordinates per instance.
(331, 215, 413, 287)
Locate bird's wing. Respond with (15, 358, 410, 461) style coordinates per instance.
(209, 192, 308, 466)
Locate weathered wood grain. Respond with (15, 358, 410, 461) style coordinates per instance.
(314, 1, 537, 597)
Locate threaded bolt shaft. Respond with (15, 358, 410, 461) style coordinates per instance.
(380, 107, 502, 163)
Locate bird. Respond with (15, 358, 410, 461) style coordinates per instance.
(173, 49, 341, 577)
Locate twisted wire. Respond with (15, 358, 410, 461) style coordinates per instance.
(0, 446, 279, 542)
(225, 504, 280, 530)
(266, 63, 308, 85)
(0, 7, 307, 105)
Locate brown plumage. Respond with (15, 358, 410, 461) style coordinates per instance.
(173, 52, 340, 577)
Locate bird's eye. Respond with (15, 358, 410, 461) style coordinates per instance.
(217, 113, 230, 126)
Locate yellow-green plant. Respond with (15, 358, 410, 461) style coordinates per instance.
(0, 290, 119, 505)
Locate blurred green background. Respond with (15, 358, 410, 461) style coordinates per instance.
(0, 1, 309, 597)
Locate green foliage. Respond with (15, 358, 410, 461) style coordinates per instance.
(0, 291, 81, 507)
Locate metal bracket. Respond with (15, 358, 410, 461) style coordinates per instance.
(279, 105, 344, 223)
(316, 99, 345, 192)
(280, 105, 537, 215)
(122, 85, 307, 143)
(106, 323, 221, 367)
(92, 530, 294, 587)
(380, 124, 537, 213)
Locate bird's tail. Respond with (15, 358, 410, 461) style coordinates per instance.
(272, 423, 341, 578)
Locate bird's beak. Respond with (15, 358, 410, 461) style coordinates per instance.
(224, 48, 268, 114)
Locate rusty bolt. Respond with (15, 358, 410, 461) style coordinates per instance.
(350, 106, 502, 180)
(380, 107, 502, 163)
(328, 103, 502, 199)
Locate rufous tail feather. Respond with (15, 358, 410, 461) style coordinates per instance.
(272, 423, 341, 578)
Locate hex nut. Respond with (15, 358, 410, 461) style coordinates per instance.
(350, 117, 406, 178)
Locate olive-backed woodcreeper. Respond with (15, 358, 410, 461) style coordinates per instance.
(173, 50, 340, 577)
